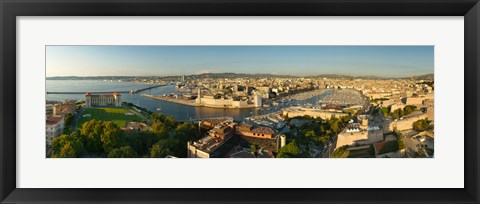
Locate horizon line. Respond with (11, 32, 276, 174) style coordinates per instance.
(46, 72, 434, 79)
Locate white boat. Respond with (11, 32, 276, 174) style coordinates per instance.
(156, 108, 162, 111)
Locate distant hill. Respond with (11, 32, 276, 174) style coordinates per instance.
(190, 72, 295, 78)
(401, 74, 434, 81)
(47, 73, 434, 80)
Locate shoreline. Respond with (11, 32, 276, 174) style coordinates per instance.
(141, 94, 258, 109)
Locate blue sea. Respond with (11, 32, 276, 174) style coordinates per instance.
(46, 80, 332, 121)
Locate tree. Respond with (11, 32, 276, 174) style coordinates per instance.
(150, 144, 173, 158)
(79, 120, 104, 153)
(319, 125, 326, 134)
(150, 138, 180, 157)
(151, 122, 169, 139)
(131, 131, 159, 156)
(250, 144, 257, 153)
(403, 105, 417, 115)
(331, 122, 340, 134)
(381, 107, 389, 117)
(64, 113, 73, 128)
(413, 119, 432, 131)
(276, 141, 301, 158)
(305, 130, 316, 137)
(174, 122, 199, 142)
(319, 136, 328, 144)
(100, 121, 122, 153)
(151, 113, 177, 129)
(57, 142, 77, 158)
(51, 132, 84, 158)
(331, 145, 349, 158)
(340, 116, 350, 123)
(108, 146, 138, 158)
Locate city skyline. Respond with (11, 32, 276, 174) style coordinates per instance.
(46, 46, 434, 78)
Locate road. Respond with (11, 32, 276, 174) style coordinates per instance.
(71, 107, 85, 130)
(124, 105, 154, 124)
(322, 134, 338, 158)
(403, 135, 428, 157)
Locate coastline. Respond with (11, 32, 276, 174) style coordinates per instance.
(141, 94, 257, 109)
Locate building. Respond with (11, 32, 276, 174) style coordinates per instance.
(52, 100, 77, 116)
(46, 116, 64, 145)
(335, 123, 384, 149)
(195, 88, 254, 109)
(390, 102, 406, 113)
(235, 124, 276, 139)
(389, 111, 428, 131)
(253, 92, 262, 108)
(187, 122, 236, 158)
(283, 107, 348, 119)
(85, 92, 121, 107)
(195, 88, 202, 104)
(426, 107, 434, 121)
(405, 97, 424, 106)
(124, 122, 152, 131)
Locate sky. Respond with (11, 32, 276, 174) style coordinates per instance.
(46, 46, 434, 78)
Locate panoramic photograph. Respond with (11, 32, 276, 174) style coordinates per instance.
(45, 46, 434, 158)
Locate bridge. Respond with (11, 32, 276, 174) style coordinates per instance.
(47, 84, 164, 94)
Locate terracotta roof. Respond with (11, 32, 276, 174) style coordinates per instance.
(85, 92, 91, 96)
(46, 116, 63, 125)
(373, 141, 386, 153)
(251, 127, 275, 134)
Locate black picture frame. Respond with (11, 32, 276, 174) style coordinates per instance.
(1, 0, 479, 203)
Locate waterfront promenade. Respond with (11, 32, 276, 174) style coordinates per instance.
(141, 94, 202, 107)
(141, 94, 259, 109)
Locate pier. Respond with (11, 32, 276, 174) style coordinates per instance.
(141, 94, 202, 106)
(47, 84, 164, 94)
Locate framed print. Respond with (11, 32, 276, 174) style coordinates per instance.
(1, 0, 479, 204)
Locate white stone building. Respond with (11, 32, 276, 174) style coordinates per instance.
(46, 116, 64, 145)
(85, 92, 121, 107)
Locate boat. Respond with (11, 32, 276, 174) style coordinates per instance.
(156, 108, 162, 111)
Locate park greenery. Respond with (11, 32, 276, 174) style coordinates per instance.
(51, 111, 201, 158)
(63, 113, 74, 134)
(381, 105, 417, 119)
(331, 145, 349, 158)
(412, 118, 434, 131)
(277, 115, 349, 158)
(77, 107, 144, 128)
